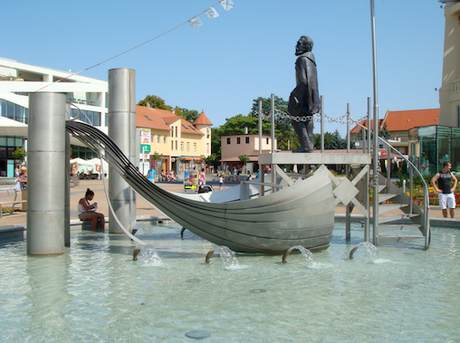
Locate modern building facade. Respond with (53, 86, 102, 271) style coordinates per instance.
(0, 58, 213, 177)
(0, 57, 108, 176)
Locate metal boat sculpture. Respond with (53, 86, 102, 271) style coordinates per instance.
(66, 121, 335, 253)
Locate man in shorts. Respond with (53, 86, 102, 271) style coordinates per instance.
(431, 161, 458, 218)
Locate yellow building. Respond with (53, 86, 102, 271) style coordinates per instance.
(136, 105, 212, 174)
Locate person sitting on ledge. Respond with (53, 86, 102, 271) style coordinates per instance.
(78, 188, 105, 231)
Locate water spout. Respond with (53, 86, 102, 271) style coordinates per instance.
(136, 244, 162, 266)
(349, 242, 378, 260)
(282, 245, 313, 264)
(217, 246, 240, 269)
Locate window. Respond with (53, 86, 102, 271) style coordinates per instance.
(187, 142, 190, 151)
(194, 143, 197, 152)
(266, 138, 269, 144)
(181, 142, 184, 151)
(175, 127, 178, 137)
(171, 140, 174, 150)
(237, 137, 241, 144)
(245, 137, 250, 144)
(227, 137, 231, 144)
(157, 136, 160, 143)
(207, 143, 209, 154)
(175, 140, 178, 150)
(163, 136, 166, 144)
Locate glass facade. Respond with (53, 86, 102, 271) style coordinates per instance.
(409, 125, 460, 176)
(0, 100, 28, 124)
(71, 109, 101, 126)
(71, 145, 97, 159)
(0, 136, 24, 177)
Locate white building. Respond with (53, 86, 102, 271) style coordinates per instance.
(0, 57, 109, 177)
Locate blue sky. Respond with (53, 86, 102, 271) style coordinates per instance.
(2, 0, 445, 136)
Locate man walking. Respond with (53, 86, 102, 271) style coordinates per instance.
(431, 162, 458, 218)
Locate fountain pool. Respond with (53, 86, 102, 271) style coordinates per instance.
(0, 223, 459, 342)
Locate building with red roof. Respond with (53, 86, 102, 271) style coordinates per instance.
(136, 106, 212, 174)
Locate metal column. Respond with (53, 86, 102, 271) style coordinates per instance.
(108, 68, 137, 233)
(27, 92, 66, 255)
(64, 102, 71, 246)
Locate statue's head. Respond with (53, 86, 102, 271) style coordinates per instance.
(295, 36, 314, 56)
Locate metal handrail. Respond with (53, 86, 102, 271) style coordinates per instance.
(350, 118, 430, 248)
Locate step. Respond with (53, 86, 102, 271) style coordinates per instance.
(378, 203, 408, 214)
(378, 224, 421, 233)
(377, 184, 387, 193)
(378, 193, 399, 203)
(378, 214, 419, 224)
(377, 235, 426, 244)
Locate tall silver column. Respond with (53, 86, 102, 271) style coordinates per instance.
(27, 92, 66, 255)
(64, 102, 71, 247)
(108, 68, 137, 233)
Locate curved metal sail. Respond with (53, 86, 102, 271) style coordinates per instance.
(66, 121, 335, 253)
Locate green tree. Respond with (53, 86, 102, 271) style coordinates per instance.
(12, 147, 27, 160)
(248, 96, 299, 150)
(238, 155, 250, 164)
(175, 108, 200, 123)
(313, 130, 348, 149)
(138, 95, 172, 111)
(219, 114, 271, 135)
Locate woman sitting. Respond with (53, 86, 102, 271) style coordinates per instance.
(78, 188, 105, 231)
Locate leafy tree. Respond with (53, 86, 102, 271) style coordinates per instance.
(248, 96, 299, 150)
(12, 147, 27, 160)
(313, 130, 348, 149)
(138, 95, 172, 111)
(219, 114, 271, 136)
(175, 108, 200, 123)
(380, 123, 391, 140)
(238, 155, 250, 163)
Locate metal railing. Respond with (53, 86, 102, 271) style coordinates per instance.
(350, 118, 430, 248)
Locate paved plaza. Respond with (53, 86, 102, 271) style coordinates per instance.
(0, 179, 457, 229)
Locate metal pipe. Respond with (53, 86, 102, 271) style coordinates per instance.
(270, 94, 275, 186)
(321, 95, 324, 153)
(108, 68, 137, 233)
(409, 164, 414, 214)
(258, 100, 264, 196)
(65, 102, 71, 247)
(345, 165, 351, 242)
(347, 103, 350, 153)
(386, 143, 391, 192)
(371, 0, 380, 245)
(27, 92, 66, 255)
(367, 97, 371, 154)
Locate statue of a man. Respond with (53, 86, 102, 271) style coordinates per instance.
(288, 36, 321, 153)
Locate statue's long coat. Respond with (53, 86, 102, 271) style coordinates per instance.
(288, 51, 321, 116)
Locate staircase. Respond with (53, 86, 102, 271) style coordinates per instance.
(374, 165, 431, 249)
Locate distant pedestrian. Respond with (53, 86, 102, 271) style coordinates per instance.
(199, 168, 206, 186)
(147, 167, 156, 183)
(431, 161, 458, 218)
(218, 174, 223, 190)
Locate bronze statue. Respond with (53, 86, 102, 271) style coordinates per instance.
(288, 36, 321, 153)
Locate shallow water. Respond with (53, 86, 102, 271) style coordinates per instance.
(0, 224, 459, 342)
